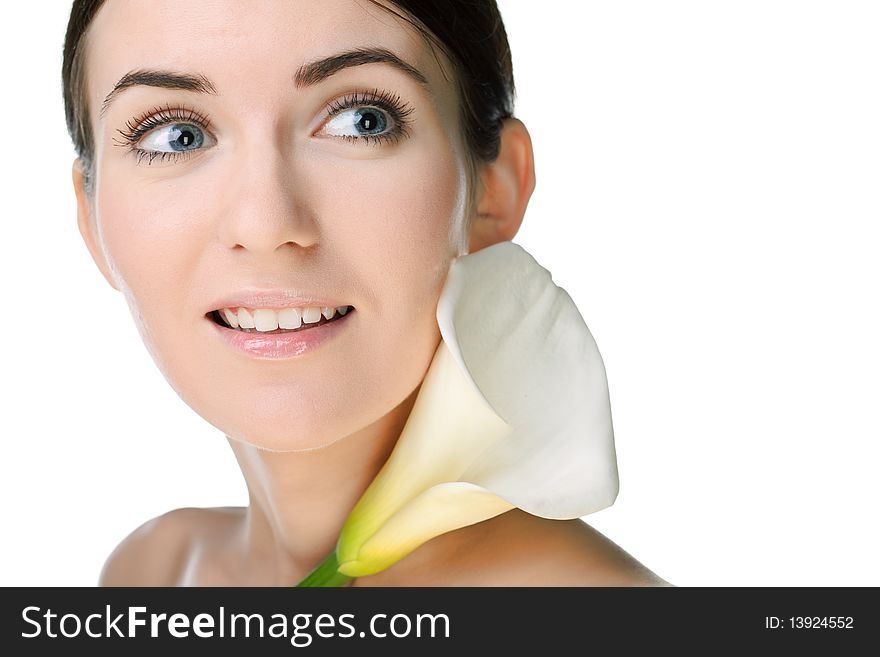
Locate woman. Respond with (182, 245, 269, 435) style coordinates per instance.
(63, 0, 671, 586)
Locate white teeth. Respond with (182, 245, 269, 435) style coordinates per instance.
(277, 307, 302, 329)
(221, 308, 240, 329)
(253, 309, 279, 332)
(237, 308, 255, 329)
(301, 307, 322, 324)
(216, 305, 351, 330)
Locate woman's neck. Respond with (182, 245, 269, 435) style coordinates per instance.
(225, 384, 420, 586)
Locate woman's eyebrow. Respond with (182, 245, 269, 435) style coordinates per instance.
(100, 71, 216, 119)
(100, 46, 431, 119)
(295, 46, 429, 90)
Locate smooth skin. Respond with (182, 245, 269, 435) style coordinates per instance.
(73, 0, 670, 587)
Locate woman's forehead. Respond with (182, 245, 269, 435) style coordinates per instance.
(85, 0, 451, 120)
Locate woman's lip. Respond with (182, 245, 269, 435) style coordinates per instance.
(205, 290, 352, 313)
(206, 308, 354, 359)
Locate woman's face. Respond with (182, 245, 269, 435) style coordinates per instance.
(79, 0, 472, 450)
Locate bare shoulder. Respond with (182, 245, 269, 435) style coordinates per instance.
(518, 515, 675, 587)
(389, 509, 673, 587)
(98, 507, 240, 586)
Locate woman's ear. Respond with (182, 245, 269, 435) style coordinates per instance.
(468, 117, 537, 253)
(72, 159, 119, 291)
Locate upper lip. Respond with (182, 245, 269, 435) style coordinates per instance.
(206, 289, 353, 313)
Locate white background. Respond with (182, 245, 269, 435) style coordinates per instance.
(1, 1, 877, 586)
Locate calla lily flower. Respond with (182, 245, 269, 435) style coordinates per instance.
(297, 240, 618, 586)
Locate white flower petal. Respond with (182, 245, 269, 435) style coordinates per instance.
(338, 481, 514, 578)
(337, 340, 510, 565)
(436, 241, 619, 518)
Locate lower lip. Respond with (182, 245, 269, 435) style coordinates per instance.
(206, 310, 354, 359)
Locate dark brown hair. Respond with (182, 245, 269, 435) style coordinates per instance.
(62, 0, 516, 218)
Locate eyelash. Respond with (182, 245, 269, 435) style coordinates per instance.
(113, 105, 210, 166)
(113, 88, 415, 166)
(326, 88, 415, 145)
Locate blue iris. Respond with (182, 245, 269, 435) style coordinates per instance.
(164, 124, 204, 151)
(352, 109, 387, 136)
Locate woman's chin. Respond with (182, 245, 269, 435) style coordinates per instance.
(222, 427, 351, 453)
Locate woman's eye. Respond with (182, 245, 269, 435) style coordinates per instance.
(322, 106, 392, 140)
(139, 123, 207, 153)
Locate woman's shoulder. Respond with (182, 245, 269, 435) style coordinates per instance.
(506, 512, 673, 586)
(356, 509, 673, 587)
(98, 506, 241, 586)
(468, 510, 673, 586)
(99, 506, 673, 587)
(506, 513, 673, 587)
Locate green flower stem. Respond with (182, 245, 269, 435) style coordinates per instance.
(296, 550, 354, 587)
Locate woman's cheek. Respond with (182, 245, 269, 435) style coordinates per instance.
(337, 146, 464, 314)
(363, 155, 463, 387)
(96, 182, 203, 356)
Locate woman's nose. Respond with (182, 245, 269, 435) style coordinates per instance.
(216, 144, 320, 255)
